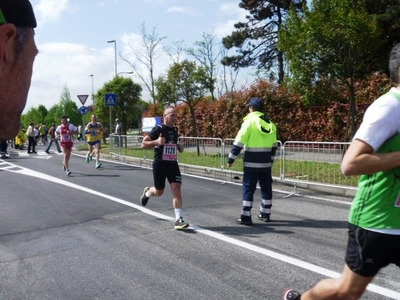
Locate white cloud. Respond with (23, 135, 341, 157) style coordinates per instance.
(212, 2, 247, 38)
(27, 42, 116, 112)
(219, 2, 244, 16)
(166, 6, 198, 16)
(25, 0, 256, 114)
(34, 0, 71, 25)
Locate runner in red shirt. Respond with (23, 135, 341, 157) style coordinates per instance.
(55, 116, 78, 176)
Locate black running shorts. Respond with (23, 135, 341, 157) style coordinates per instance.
(152, 160, 182, 191)
(345, 223, 400, 277)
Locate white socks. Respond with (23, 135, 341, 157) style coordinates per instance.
(174, 208, 182, 220)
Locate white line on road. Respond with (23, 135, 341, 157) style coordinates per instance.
(2, 161, 399, 299)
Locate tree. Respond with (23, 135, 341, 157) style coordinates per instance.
(95, 76, 142, 135)
(361, 0, 400, 73)
(57, 85, 81, 126)
(122, 23, 167, 104)
(155, 60, 210, 139)
(279, 0, 382, 139)
(186, 33, 219, 101)
(23, 107, 42, 127)
(221, 0, 306, 84)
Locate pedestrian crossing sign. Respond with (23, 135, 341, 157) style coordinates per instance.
(105, 94, 117, 106)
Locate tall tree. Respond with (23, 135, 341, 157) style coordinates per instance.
(279, 0, 382, 139)
(23, 107, 42, 127)
(95, 76, 142, 135)
(122, 23, 167, 104)
(186, 33, 219, 101)
(55, 85, 81, 126)
(361, 0, 400, 73)
(155, 60, 210, 139)
(221, 0, 306, 84)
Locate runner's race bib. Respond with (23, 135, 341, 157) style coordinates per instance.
(61, 134, 72, 143)
(162, 144, 177, 161)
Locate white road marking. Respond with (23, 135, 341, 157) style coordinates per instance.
(1, 160, 399, 299)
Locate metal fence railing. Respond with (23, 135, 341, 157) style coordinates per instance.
(108, 135, 358, 194)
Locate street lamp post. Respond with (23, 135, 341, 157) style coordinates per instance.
(117, 71, 133, 76)
(107, 40, 117, 135)
(89, 74, 94, 111)
(107, 40, 117, 77)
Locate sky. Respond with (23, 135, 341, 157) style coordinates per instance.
(27, 0, 251, 113)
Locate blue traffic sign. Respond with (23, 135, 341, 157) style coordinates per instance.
(79, 106, 88, 115)
(105, 93, 117, 107)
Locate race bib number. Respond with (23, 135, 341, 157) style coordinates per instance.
(61, 134, 72, 143)
(162, 144, 177, 161)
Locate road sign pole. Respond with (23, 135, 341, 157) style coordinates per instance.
(105, 93, 117, 145)
(109, 106, 112, 144)
(82, 115, 86, 145)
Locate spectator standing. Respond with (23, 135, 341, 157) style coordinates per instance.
(39, 123, 47, 145)
(26, 122, 36, 154)
(140, 106, 189, 230)
(227, 97, 278, 225)
(115, 118, 122, 147)
(45, 123, 61, 153)
(55, 116, 78, 176)
(0, 0, 38, 141)
(0, 140, 8, 158)
(15, 126, 26, 150)
(283, 43, 400, 300)
(34, 125, 39, 145)
(77, 124, 83, 141)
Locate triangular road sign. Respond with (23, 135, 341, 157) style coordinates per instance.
(105, 93, 117, 106)
(107, 96, 115, 105)
(77, 95, 89, 105)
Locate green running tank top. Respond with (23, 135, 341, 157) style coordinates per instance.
(349, 133, 400, 229)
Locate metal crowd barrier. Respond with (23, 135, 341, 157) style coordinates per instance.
(108, 135, 358, 196)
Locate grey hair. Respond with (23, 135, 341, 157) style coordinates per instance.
(389, 43, 400, 84)
(15, 27, 31, 59)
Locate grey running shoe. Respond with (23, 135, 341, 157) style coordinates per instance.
(66, 169, 71, 176)
(258, 214, 271, 222)
(140, 187, 150, 206)
(283, 289, 301, 300)
(174, 218, 189, 230)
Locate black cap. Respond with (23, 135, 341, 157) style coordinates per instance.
(0, 0, 37, 28)
(246, 97, 263, 109)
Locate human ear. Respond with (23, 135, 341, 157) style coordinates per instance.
(0, 24, 17, 75)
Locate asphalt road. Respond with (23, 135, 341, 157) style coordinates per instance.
(0, 141, 398, 300)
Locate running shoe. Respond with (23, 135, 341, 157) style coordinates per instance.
(63, 165, 66, 171)
(283, 289, 301, 300)
(236, 217, 253, 226)
(140, 187, 150, 206)
(89, 155, 93, 162)
(66, 169, 71, 176)
(95, 162, 101, 169)
(86, 155, 90, 163)
(258, 213, 271, 222)
(174, 217, 189, 230)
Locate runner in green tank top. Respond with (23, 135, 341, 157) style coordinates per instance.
(284, 43, 400, 300)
